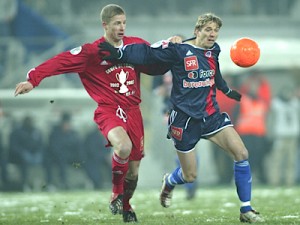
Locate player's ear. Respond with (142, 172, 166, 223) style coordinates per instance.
(193, 28, 199, 36)
(102, 22, 107, 30)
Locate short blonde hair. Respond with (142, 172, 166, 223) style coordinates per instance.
(195, 13, 222, 31)
(100, 4, 125, 23)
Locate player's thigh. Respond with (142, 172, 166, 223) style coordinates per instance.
(207, 126, 248, 160)
(107, 126, 132, 151)
(177, 149, 197, 176)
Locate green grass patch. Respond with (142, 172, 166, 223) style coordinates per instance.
(0, 186, 300, 224)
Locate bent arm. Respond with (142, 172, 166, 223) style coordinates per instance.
(214, 64, 230, 94)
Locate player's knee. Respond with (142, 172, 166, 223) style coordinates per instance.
(184, 172, 197, 183)
(233, 148, 249, 161)
(126, 171, 138, 180)
(114, 140, 132, 158)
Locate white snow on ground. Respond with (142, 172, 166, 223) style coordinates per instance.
(282, 215, 299, 219)
(0, 188, 300, 224)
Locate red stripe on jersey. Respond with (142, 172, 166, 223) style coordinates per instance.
(205, 51, 217, 115)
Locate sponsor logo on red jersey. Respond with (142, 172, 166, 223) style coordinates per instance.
(184, 56, 199, 71)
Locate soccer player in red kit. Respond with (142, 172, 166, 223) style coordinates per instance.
(14, 4, 168, 223)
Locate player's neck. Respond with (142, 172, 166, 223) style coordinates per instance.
(104, 35, 123, 48)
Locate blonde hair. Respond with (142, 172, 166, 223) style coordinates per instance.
(100, 4, 125, 23)
(195, 13, 222, 31)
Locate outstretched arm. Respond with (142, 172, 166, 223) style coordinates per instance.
(98, 41, 180, 65)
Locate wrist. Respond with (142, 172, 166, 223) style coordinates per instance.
(27, 80, 35, 88)
(225, 88, 232, 95)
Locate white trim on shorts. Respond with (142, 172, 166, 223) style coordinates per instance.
(176, 147, 195, 153)
(201, 112, 233, 137)
(201, 124, 233, 137)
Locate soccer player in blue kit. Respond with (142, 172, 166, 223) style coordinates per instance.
(99, 13, 264, 223)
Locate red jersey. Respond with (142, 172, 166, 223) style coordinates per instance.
(27, 36, 166, 107)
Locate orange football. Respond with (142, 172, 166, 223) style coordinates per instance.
(230, 38, 260, 68)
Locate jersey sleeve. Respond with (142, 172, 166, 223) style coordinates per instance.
(214, 62, 230, 94)
(27, 44, 91, 87)
(132, 41, 171, 75)
(213, 43, 230, 94)
(121, 40, 181, 65)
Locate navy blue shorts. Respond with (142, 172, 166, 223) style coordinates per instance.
(168, 109, 233, 152)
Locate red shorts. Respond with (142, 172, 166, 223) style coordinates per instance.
(94, 105, 144, 161)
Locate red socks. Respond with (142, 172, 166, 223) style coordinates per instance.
(111, 153, 138, 211)
(112, 153, 129, 194)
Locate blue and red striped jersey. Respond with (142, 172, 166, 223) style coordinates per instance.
(121, 40, 231, 119)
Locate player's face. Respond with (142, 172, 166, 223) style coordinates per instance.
(104, 14, 126, 45)
(195, 21, 219, 49)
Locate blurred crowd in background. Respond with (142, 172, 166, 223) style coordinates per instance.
(0, 0, 300, 193)
(0, 108, 112, 192)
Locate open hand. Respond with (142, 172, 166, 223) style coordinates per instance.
(15, 81, 33, 96)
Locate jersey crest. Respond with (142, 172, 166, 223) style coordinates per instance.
(205, 51, 212, 58)
(116, 69, 129, 93)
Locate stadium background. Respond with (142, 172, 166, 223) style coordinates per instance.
(0, 0, 300, 190)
